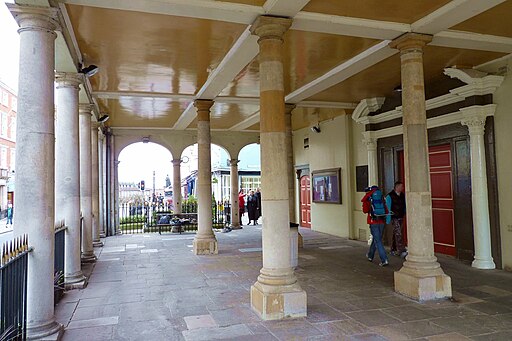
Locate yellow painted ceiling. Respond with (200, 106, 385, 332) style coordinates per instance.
(66, 4, 246, 94)
(246, 122, 260, 131)
(308, 46, 506, 103)
(451, 1, 512, 38)
(220, 31, 380, 97)
(216, 0, 265, 5)
(291, 107, 349, 131)
(302, 0, 451, 24)
(186, 102, 259, 130)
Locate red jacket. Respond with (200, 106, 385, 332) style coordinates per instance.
(238, 193, 245, 209)
(361, 189, 387, 225)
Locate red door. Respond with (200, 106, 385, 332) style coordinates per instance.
(399, 144, 456, 256)
(300, 176, 311, 228)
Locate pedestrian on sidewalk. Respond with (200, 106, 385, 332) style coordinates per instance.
(247, 190, 258, 225)
(238, 189, 245, 226)
(362, 185, 389, 267)
(386, 181, 407, 258)
(6, 203, 13, 226)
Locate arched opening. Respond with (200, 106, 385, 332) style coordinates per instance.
(237, 143, 261, 225)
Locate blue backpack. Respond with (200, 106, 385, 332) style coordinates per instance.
(370, 189, 386, 218)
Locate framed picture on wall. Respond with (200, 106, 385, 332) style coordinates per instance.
(312, 168, 342, 204)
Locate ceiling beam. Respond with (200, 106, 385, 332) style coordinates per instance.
(228, 111, 260, 131)
(93, 91, 196, 101)
(285, 40, 397, 104)
(431, 30, 512, 54)
(411, 0, 506, 34)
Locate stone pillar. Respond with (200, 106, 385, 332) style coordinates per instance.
(98, 133, 106, 238)
(250, 16, 307, 320)
(363, 133, 378, 186)
(55, 72, 87, 289)
(8, 4, 63, 338)
(79, 104, 96, 262)
(172, 158, 182, 214)
(114, 159, 120, 234)
(285, 104, 303, 248)
(462, 115, 496, 269)
(109, 135, 116, 236)
(229, 159, 241, 229)
(91, 122, 102, 247)
(193, 100, 218, 255)
(390, 33, 451, 300)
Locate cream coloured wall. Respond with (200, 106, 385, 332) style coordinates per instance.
(292, 114, 355, 238)
(493, 60, 512, 271)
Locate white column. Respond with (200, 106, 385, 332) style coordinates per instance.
(8, 4, 63, 338)
(114, 159, 120, 234)
(229, 159, 241, 228)
(462, 115, 496, 269)
(55, 72, 87, 289)
(363, 133, 378, 186)
(91, 121, 102, 246)
(172, 158, 182, 214)
(193, 100, 218, 255)
(79, 104, 96, 262)
(98, 133, 106, 237)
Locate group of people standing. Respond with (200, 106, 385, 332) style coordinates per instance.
(238, 188, 261, 225)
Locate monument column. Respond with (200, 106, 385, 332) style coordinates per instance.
(462, 113, 496, 269)
(192, 100, 218, 255)
(250, 16, 307, 320)
(390, 33, 451, 300)
(8, 4, 63, 338)
(91, 121, 102, 246)
(229, 159, 241, 229)
(172, 158, 182, 214)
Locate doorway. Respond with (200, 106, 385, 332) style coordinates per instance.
(300, 175, 311, 228)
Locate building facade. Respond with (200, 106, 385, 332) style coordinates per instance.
(0, 80, 16, 216)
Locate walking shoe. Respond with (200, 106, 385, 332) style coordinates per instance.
(379, 260, 389, 267)
(390, 250, 397, 256)
(366, 253, 373, 262)
(400, 251, 408, 259)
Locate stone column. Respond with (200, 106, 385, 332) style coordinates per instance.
(91, 121, 102, 247)
(250, 16, 307, 320)
(55, 72, 87, 289)
(79, 104, 96, 262)
(462, 115, 496, 269)
(193, 100, 218, 254)
(8, 4, 63, 338)
(98, 133, 106, 237)
(390, 33, 451, 300)
(114, 159, 120, 234)
(172, 158, 182, 214)
(362, 133, 378, 186)
(229, 159, 241, 229)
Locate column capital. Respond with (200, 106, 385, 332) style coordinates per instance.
(362, 132, 378, 151)
(79, 103, 94, 115)
(389, 33, 432, 52)
(250, 15, 292, 42)
(172, 158, 182, 166)
(91, 120, 100, 129)
(7, 3, 60, 34)
(229, 159, 240, 167)
(284, 104, 296, 115)
(55, 72, 83, 89)
(462, 116, 486, 135)
(194, 100, 214, 121)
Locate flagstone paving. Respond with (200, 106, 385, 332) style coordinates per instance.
(55, 226, 512, 340)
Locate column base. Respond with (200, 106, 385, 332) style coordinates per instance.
(298, 232, 304, 248)
(250, 280, 307, 320)
(193, 236, 218, 255)
(230, 223, 242, 230)
(81, 253, 97, 263)
(394, 264, 452, 301)
(27, 319, 63, 341)
(93, 240, 104, 247)
(64, 272, 88, 290)
(472, 258, 496, 270)
(99, 233, 106, 238)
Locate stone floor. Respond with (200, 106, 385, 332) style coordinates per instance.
(55, 226, 512, 341)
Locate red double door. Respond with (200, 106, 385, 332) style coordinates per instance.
(399, 144, 456, 256)
(300, 176, 311, 228)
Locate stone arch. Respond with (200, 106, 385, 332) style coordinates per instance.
(114, 135, 175, 161)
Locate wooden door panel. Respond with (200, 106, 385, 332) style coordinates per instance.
(300, 176, 311, 228)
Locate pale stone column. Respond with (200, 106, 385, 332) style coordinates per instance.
(114, 159, 120, 234)
(79, 104, 96, 262)
(98, 133, 106, 237)
(390, 33, 451, 300)
(362, 133, 378, 186)
(250, 16, 307, 320)
(193, 100, 218, 254)
(55, 72, 87, 289)
(91, 122, 102, 246)
(8, 4, 63, 338)
(229, 159, 241, 229)
(462, 115, 496, 269)
(172, 158, 182, 214)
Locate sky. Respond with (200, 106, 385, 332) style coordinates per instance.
(0, 1, 19, 90)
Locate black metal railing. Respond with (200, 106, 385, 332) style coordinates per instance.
(0, 234, 29, 341)
(118, 200, 230, 234)
(54, 223, 66, 305)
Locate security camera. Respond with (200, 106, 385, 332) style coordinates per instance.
(310, 125, 321, 133)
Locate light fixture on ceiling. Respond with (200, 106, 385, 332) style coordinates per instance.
(310, 125, 321, 133)
(142, 136, 150, 144)
(310, 110, 321, 133)
(79, 64, 99, 77)
(393, 85, 402, 93)
(98, 114, 109, 123)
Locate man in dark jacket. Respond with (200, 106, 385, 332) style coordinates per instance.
(385, 181, 407, 258)
(247, 190, 259, 225)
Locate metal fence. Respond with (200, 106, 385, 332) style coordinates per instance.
(54, 223, 66, 305)
(118, 201, 230, 234)
(0, 235, 29, 341)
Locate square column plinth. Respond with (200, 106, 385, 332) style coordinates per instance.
(193, 237, 218, 255)
(251, 281, 307, 320)
(394, 266, 452, 301)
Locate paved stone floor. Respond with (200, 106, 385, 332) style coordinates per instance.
(55, 226, 512, 341)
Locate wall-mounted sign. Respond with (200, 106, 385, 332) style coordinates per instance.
(312, 168, 341, 204)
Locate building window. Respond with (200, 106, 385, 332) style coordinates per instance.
(240, 176, 261, 194)
(221, 174, 231, 201)
(11, 98, 17, 112)
(9, 119, 15, 140)
(1, 92, 8, 106)
(1, 113, 7, 137)
(10, 148, 15, 171)
(1, 147, 7, 169)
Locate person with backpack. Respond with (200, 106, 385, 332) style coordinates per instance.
(385, 181, 407, 258)
(361, 185, 389, 266)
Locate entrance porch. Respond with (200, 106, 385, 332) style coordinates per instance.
(56, 227, 512, 341)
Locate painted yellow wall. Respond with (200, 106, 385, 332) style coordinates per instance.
(493, 60, 512, 271)
(292, 114, 355, 237)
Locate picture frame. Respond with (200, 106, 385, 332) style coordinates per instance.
(311, 168, 342, 204)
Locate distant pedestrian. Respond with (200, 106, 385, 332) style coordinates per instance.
(6, 203, 13, 226)
(247, 190, 258, 225)
(238, 189, 245, 225)
(255, 188, 262, 218)
(386, 181, 407, 258)
(362, 186, 389, 266)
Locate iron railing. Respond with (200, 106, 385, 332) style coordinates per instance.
(0, 235, 29, 341)
(54, 223, 66, 305)
(118, 201, 230, 234)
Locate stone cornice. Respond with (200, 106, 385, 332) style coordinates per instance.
(352, 97, 385, 124)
